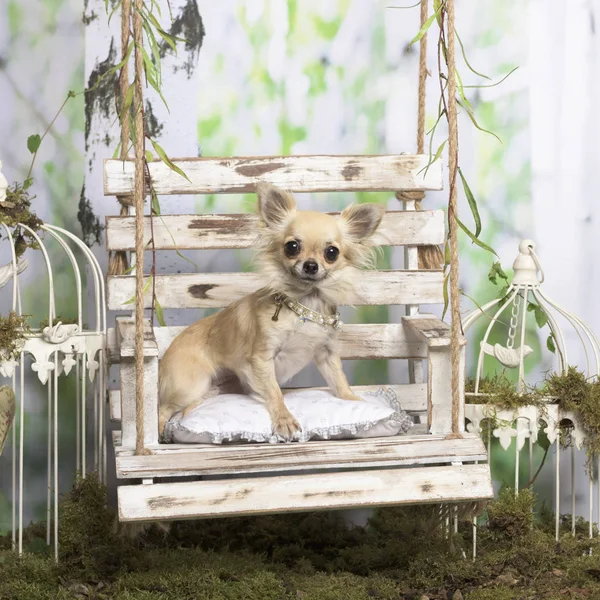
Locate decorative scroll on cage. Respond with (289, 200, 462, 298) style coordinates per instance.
(464, 239, 600, 542)
(0, 220, 107, 561)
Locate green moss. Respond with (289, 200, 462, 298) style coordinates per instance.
(0, 311, 30, 361)
(465, 373, 544, 410)
(5, 478, 600, 599)
(545, 367, 600, 471)
(37, 316, 79, 330)
(57, 473, 140, 581)
(487, 487, 535, 539)
(0, 183, 43, 258)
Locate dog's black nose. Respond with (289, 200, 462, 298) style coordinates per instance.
(303, 260, 319, 275)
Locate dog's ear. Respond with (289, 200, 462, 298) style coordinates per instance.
(256, 182, 296, 228)
(340, 203, 385, 241)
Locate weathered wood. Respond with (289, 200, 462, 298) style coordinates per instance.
(108, 323, 428, 363)
(109, 389, 121, 423)
(402, 198, 424, 386)
(117, 463, 493, 521)
(109, 383, 428, 429)
(104, 154, 443, 196)
(120, 353, 159, 448)
(115, 433, 487, 478)
(105, 210, 446, 251)
(116, 317, 158, 357)
(428, 344, 465, 435)
(403, 314, 466, 349)
(107, 270, 444, 310)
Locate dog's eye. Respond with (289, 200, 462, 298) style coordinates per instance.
(284, 240, 300, 257)
(324, 246, 339, 263)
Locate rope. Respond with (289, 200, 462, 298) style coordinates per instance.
(108, 0, 133, 277)
(133, 0, 151, 456)
(445, 0, 462, 436)
(399, 0, 444, 271)
(417, 0, 428, 155)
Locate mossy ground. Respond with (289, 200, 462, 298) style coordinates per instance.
(2, 476, 600, 599)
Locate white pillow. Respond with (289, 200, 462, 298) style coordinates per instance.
(164, 387, 413, 444)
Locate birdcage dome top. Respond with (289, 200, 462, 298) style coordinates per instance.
(463, 240, 600, 394)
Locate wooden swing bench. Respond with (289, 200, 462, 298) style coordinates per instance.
(103, 154, 493, 523)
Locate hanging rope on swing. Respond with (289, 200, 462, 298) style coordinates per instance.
(108, 0, 134, 277)
(132, 0, 151, 456)
(444, 0, 462, 437)
(396, 0, 444, 271)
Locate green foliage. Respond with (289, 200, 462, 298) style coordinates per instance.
(470, 367, 600, 475)
(487, 487, 535, 539)
(26, 134, 41, 154)
(544, 367, 600, 471)
(5, 476, 600, 599)
(465, 373, 544, 410)
(57, 473, 138, 581)
(0, 311, 30, 361)
(488, 261, 508, 286)
(0, 183, 43, 258)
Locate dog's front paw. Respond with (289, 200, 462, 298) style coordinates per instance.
(272, 409, 301, 439)
(339, 391, 363, 402)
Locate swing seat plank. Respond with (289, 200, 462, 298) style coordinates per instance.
(113, 432, 487, 478)
(117, 463, 493, 522)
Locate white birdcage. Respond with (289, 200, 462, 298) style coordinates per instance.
(464, 239, 600, 392)
(463, 239, 600, 542)
(0, 217, 107, 561)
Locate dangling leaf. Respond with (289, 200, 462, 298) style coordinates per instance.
(547, 333, 556, 354)
(27, 134, 41, 154)
(145, 150, 154, 162)
(456, 31, 491, 80)
(433, 0, 442, 26)
(419, 139, 447, 177)
(455, 217, 498, 256)
(107, 0, 123, 25)
(387, 1, 421, 9)
(151, 189, 161, 215)
(455, 69, 473, 113)
(527, 302, 548, 328)
(457, 99, 502, 144)
(488, 261, 508, 285)
(458, 168, 481, 238)
(119, 83, 135, 123)
(154, 296, 166, 326)
(409, 6, 441, 47)
(86, 42, 134, 95)
(157, 215, 199, 270)
(112, 142, 122, 160)
(464, 66, 519, 89)
(150, 139, 191, 182)
(442, 272, 449, 320)
(123, 275, 153, 305)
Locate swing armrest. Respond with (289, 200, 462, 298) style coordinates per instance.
(115, 316, 160, 448)
(402, 314, 465, 349)
(115, 316, 159, 358)
(402, 314, 466, 435)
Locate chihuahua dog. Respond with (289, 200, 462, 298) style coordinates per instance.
(158, 182, 385, 439)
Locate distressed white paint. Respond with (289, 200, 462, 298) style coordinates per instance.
(114, 433, 488, 478)
(107, 270, 445, 310)
(105, 210, 446, 250)
(117, 463, 493, 521)
(104, 154, 443, 196)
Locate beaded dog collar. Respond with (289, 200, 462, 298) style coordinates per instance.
(271, 294, 342, 330)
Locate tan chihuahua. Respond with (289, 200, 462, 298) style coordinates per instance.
(158, 182, 385, 439)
